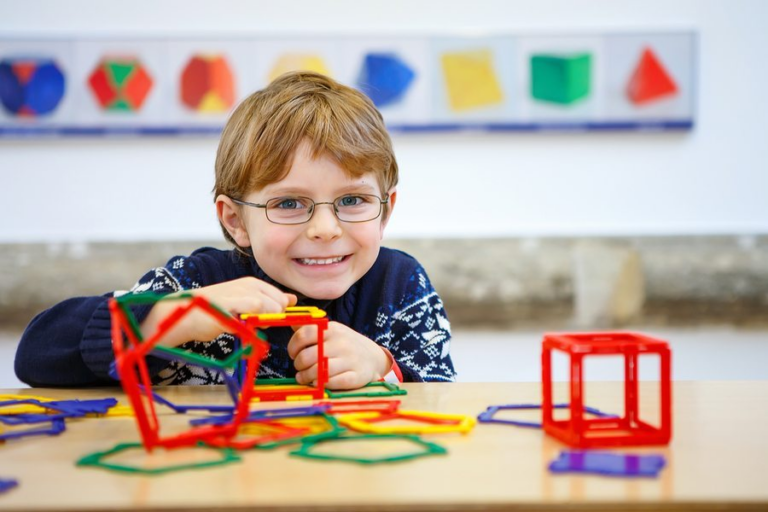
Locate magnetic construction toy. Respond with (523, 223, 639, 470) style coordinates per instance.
(541, 331, 672, 448)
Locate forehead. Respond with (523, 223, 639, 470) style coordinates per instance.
(258, 143, 381, 196)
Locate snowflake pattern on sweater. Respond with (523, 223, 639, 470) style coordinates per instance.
(125, 248, 456, 385)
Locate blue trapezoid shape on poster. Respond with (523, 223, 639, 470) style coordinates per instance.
(357, 53, 415, 108)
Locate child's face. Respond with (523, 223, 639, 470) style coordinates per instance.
(225, 140, 395, 300)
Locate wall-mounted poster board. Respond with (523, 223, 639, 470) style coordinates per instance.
(0, 31, 696, 136)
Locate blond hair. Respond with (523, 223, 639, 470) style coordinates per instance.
(214, 71, 398, 248)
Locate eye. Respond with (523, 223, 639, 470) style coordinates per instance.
(337, 195, 367, 207)
(271, 197, 308, 210)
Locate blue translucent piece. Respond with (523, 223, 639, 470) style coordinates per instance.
(549, 450, 667, 478)
(0, 418, 65, 441)
(189, 404, 329, 427)
(357, 53, 415, 108)
(477, 403, 618, 428)
(0, 478, 19, 493)
(0, 58, 65, 116)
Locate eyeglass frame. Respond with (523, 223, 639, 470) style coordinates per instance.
(229, 193, 390, 225)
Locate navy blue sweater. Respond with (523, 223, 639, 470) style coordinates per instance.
(15, 247, 456, 387)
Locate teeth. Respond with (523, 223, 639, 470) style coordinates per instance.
(298, 256, 344, 265)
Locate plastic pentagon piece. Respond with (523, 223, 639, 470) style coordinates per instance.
(291, 433, 447, 465)
(325, 381, 407, 399)
(549, 450, 667, 478)
(338, 410, 476, 435)
(77, 442, 241, 475)
(542, 331, 672, 448)
(0, 57, 66, 116)
(478, 403, 617, 429)
(0, 478, 19, 493)
(357, 53, 415, 108)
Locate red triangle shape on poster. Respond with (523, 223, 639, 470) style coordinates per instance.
(626, 47, 678, 105)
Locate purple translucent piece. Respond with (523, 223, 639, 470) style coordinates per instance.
(0, 478, 19, 493)
(549, 450, 667, 477)
(477, 403, 617, 428)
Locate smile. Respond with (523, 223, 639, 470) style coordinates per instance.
(295, 255, 348, 266)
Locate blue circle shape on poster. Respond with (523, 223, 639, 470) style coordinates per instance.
(357, 53, 415, 108)
(0, 58, 66, 116)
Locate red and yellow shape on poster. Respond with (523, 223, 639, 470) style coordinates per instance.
(441, 48, 504, 112)
(88, 57, 153, 112)
(268, 54, 331, 82)
(180, 55, 235, 113)
(626, 47, 678, 105)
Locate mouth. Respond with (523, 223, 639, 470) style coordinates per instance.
(293, 255, 350, 266)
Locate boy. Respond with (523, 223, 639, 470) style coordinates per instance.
(14, 72, 456, 389)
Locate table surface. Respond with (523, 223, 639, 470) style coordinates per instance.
(1, 381, 767, 512)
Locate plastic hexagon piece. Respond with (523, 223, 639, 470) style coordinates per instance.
(291, 433, 447, 465)
(0, 57, 65, 116)
(88, 57, 153, 111)
(180, 54, 235, 112)
(338, 410, 476, 435)
(77, 442, 241, 475)
(357, 53, 415, 108)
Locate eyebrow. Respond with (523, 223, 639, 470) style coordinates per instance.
(263, 183, 379, 197)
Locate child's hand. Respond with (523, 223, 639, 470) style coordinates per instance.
(287, 322, 391, 390)
(141, 277, 297, 347)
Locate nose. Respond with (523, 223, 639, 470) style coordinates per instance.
(305, 202, 343, 241)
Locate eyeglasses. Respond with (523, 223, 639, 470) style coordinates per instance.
(231, 193, 389, 225)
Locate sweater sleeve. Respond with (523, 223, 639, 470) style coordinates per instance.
(373, 263, 457, 383)
(14, 256, 203, 388)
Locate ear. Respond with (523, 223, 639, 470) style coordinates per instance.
(216, 195, 252, 247)
(379, 188, 397, 238)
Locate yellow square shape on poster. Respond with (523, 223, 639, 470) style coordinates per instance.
(441, 49, 504, 112)
(269, 54, 331, 82)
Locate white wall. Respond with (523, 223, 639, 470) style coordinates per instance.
(1, 0, 767, 242)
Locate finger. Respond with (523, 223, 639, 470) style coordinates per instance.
(287, 325, 319, 359)
(295, 357, 351, 387)
(239, 278, 294, 310)
(325, 371, 362, 391)
(293, 344, 318, 372)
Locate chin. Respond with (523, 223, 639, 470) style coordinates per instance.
(298, 283, 350, 301)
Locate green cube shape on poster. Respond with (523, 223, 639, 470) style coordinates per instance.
(530, 53, 592, 105)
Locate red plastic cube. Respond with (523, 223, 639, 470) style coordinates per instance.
(542, 332, 672, 448)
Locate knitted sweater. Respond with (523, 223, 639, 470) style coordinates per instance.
(15, 247, 456, 387)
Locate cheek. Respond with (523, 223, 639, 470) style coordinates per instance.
(250, 226, 295, 259)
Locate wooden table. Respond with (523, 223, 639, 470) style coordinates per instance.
(1, 381, 767, 511)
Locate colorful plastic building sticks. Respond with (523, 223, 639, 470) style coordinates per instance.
(317, 400, 401, 415)
(0, 399, 82, 425)
(0, 418, 65, 441)
(0, 394, 57, 415)
(255, 414, 347, 450)
(477, 403, 617, 428)
(549, 450, 667, 478)
(189, 405, 330, 427)
(205, 420, 312, 450)
(241, 307, 329, 401)
(0, 478, 18, 493)
(338, 410, 476, 435)
(291, 433, 447, 465)
(77, 442, 241, 475)
(325, 381, 407, 399)
(542, 331, 672, 448)
(109, 292, 270, 451)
